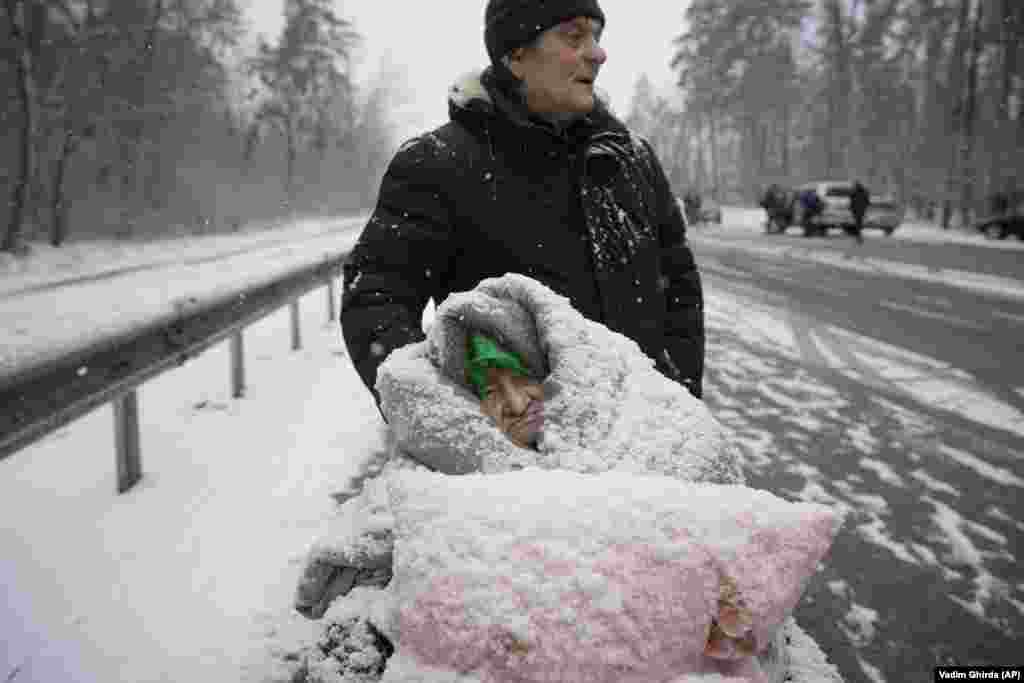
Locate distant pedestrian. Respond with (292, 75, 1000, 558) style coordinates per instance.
(682, 190, 702, 226)
(850, 181, 870, 245)
(799, 188, 823, 234)
(760, 184, 790, 233)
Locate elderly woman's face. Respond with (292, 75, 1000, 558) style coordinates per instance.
(508, 16, 607, 115)
(480, 367, 544, 449)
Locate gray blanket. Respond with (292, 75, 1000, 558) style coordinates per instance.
(292, 275, 842, 683)
(376, 273, 743, 485)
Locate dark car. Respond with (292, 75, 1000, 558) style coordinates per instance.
(975, 213, 1024, 240)
(974, 192, 1024, 240)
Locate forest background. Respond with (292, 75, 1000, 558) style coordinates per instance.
(2, 0, 1021, 252)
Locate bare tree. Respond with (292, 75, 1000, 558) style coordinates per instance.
(989, 0, 1024, 204)
(940, 0, 970, 228)
(2, 0, 40, 252)
(672, 0, 808, 200)
(957, 0, 983, 227)
(626, 76, 692, 194)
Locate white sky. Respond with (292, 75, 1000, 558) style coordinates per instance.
(242, 0, 690, 141)
(2, 210, 1022, 681)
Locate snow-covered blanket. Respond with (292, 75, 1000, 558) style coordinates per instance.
(277, 274, 844, 683)
(376, 273, 742, 484)
(374, 468, 843, 683)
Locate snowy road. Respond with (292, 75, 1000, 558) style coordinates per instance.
(690, 213, 1024, 682)
(1, 211, 1022, 682)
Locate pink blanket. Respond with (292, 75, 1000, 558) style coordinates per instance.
(381, 468, 843, 683)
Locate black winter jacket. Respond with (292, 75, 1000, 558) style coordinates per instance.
(341, 67, 705, 409)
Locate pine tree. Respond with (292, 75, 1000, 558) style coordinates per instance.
(671, 0, 808, 199)
(247, 0, 359, 201)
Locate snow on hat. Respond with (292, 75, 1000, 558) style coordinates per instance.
(465, 333, 529, 399)
(484, 0, 606, 65)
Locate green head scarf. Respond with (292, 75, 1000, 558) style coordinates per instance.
(465, 334, 529, 399)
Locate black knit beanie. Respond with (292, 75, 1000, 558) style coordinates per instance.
(484, 0, 605, 65)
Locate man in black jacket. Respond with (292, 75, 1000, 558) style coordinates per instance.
(340, 0, 705, 413)
(849, 181, 870, 245)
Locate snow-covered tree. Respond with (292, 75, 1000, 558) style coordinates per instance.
(246, 0, 359, 200)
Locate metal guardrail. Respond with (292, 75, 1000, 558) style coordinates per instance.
(0, 252, 347, 492)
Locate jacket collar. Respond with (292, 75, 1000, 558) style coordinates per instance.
(447, 66, 626, 143)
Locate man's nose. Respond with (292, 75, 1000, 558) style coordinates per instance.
(587, 41, 607, 66)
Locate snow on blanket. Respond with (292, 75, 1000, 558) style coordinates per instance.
(376, 273, 742, 485)
(319, 273, 742, 572)
(372, 467, 843, 683)
(284, 275, 844, 682)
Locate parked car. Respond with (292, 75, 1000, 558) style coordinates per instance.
(678, 194, 722, 226)
(789, 181, 904, 237)
(699, 198, 723, 225)
(974, 212, 1024, 240)
(863, 195, 905, 234)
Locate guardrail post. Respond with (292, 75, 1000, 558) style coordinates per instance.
(290, 300, 302, 350)
(327, 277, 337, 322)
(230, 331, 245, 398)
(113, 390, 142, 493)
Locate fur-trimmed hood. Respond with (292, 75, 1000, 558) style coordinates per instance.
(375, 274, 741, 485)
(447, 69, 495, 112)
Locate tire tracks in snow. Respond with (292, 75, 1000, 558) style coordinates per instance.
(702, 284, 1023, 683)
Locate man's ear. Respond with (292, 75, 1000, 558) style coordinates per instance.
(506, 48, 527, 79)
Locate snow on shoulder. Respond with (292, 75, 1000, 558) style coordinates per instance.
(377, 467, 844, 683)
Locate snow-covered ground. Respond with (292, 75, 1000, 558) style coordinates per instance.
(1, 213, 1022, 682)
(700, 291, 1024, 646)
(0, 216, 367, 382)
(1, 292, 376, 682)
(692, 208, 1024, 302)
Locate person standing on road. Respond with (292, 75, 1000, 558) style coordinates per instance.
(683, 190, 703, 227)
(850, 181, 870, 245)
(799, 187, 823, 234)
(760, 184, 787, 233)
(340, 0, 706, 412)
